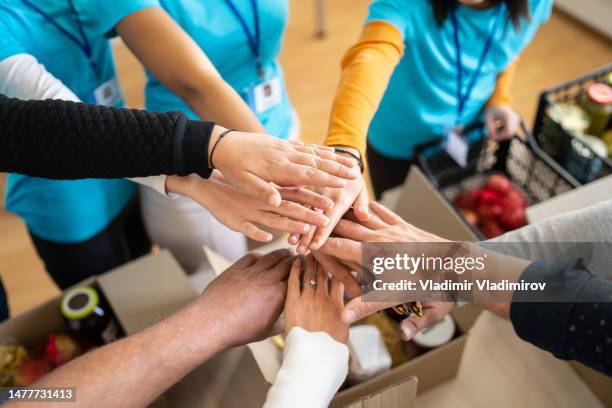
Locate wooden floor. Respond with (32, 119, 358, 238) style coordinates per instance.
(0, 1, 610, 406)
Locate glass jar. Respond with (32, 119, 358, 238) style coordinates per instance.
(581, 83, 612, 136)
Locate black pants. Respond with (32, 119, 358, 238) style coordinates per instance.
(367, 141, 414, 200)
(0, 197, 151, 321)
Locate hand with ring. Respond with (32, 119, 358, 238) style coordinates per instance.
(283, 255, 349, 343)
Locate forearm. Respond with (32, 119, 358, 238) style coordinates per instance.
(325, 21, 404, 159)
(10, 300, 224, 408)
(0, 94, 215, 179)
(487, 57, 520, 107)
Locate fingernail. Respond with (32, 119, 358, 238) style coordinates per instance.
(325, 200, 334, 210)
(322, 217, 330, 226)
(345, 309, 358, 323)
(302, 224, 311, 233)
(265, 235, 273, 242)
(401, 324, 414, 340)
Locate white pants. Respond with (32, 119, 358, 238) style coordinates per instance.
(141, 110, 301, 284)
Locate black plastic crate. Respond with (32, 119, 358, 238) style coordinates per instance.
(532, 64, 612, 184)
(414, 122, 581, 239)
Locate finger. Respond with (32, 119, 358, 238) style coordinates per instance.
(296, 221, 318, 255)
(268, 256, 294, 282)
(333, 219, 375, 241)
(353, 187, 370, 221)
(252, 249, 293, 272)
(315, 259, 329, 297)
(280, 187, 334, 211)
(307, 206, 343, 250)
(302, 255, 317, 296)
(290, 142, 335, 152)
(369, 201, 404, 226)
(319, 237, 361, 266)
(280, 164, 349, 189)
(314, 148, 357, 167)
(399, 307, 447, 341)
(330, 278, 345, 307)
(239, 172, 282, 207)
(273, 201, 330, 228)
(232, 253, 260, 270)
(288, 233, 300, 245)
(260, 212, 312, 235)
(342, 297, 401, 324)
(292, 152, 359, 181)
(312, 250, 362, 298)
(287, 258, 302, 301)
(240, 221, 274, 243)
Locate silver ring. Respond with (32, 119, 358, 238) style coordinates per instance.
(309, 279, 317, 288)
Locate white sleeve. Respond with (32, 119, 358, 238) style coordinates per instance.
(0, 53, 168, 196)
(263, 327, 349, 408)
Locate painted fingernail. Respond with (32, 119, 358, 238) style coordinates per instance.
(345, 309, 358, 323)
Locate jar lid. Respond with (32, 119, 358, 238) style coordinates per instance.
(587, 83, 612, 105)
(61, 287, 99, 320)
(412, 314, 456, 348)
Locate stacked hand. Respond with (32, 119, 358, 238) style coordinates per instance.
(486, 105, 520, 141)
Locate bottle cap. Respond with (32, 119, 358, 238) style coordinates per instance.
(61, 287, 99, 320)
(587, 83, 612, 105)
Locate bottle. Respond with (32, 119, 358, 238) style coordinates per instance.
(61, 287, 121, 346)
(581, 83, 612, 136)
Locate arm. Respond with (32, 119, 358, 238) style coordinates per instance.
(9, 250, 294, 408)
(265, 256, 349, 408)
(115, 8, 266, 133)
(485, 57, 521, 141)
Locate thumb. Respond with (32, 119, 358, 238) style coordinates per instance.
(342, 297, 400, 324)
(240, 172, 282, 207)
(398, 308, 445, 341)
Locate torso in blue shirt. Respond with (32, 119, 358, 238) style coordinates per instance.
(100, 0, 293, 138)
(366, 0, 553, 159)
(0, 0, 135, 243)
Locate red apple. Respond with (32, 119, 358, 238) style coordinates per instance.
(481, 220, 505, 239)
(500, 207, 528, 230)
(476, 202, 503, 221)
(45, 334, 81, 368)
(485, 175, 512, 194)
(460, 209, 478, 226)
(14, 358, 50, 386)
(454, 190, 478, 210)
(504, 189, 528, 209)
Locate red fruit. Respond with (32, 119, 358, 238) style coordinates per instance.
(45, 334, 81, 368)
(14, 358, 50, 386)
(460, 209, 478, 226)
(481, 221, 505, 239)
(454, 190, 478, 210)
(476, 188, 504, 206)
(504, 189, 528, 209)
(476, 203, 503, 221)
(500, 207, 528, 230)
(485, 175, 512, 194)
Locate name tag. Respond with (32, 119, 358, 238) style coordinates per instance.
(444, 128, 469, 168)
(248, 76, 283, 114)
(94, 78, 122, 107)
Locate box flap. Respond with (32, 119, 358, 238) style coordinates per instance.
(526, 174, 612, 223)
(394, 167, 478, 241)
(570, 361, 612, 407)
(340, 376, 417, 408)
(97, 251, 197, 335)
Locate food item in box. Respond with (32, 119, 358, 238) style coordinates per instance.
(61, 286, 121, 345)
(347, 325, 392, 383)
(454, 175, 528, 238)
(411, 315, 456, 350)
(14, 357, 51, 386)
(581, 83, 612, 136)
(547, 102, 590, 135)
(0, 341, 28, 386)
(603, 130, 612, 158)
(365, 313, 411, 366)
(45, 334, 81, 368)
(577, 134, 609, 159)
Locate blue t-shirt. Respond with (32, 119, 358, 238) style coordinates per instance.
(366, 0, 553, 159)
(0, 0, 135, 243)
(99, 0, 294, 138)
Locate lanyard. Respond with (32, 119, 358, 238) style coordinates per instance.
(451, 5, 503, 124)
(222, 0, 264, 79)
(21, 0, 100, 79)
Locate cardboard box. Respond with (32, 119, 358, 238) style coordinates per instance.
(202, 246, 482, 407)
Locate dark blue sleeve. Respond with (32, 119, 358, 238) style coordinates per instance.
(510, 259, 612, 375)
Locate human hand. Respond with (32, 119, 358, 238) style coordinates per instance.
(167, 173, 332, 242)
(284, 256, 348, 343)
(486, 105, 520, 141)
(196, 249, 294, 348)
(311, 250, 362, 299)
(289, 173, 370, 254)
(209, 128, 360, 206)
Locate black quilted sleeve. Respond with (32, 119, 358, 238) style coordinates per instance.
(0, 94, 214, 179)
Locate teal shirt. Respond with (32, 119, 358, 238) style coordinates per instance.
(99, 0, 294, 138)
(366, 0, 553, 159)
(0, 0, 135, 243)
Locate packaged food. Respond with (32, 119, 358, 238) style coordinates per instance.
(347, 325, 392, 383)
(61, 286, 121, 345)
(547, 102, 590, 135)
(580, 83, 612, 136)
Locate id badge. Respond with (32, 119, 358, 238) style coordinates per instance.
(93, 77, 122, 107)
(444, 127, 469, 168)
(247, 76, 283, 114)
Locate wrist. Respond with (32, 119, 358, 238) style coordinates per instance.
(332, 146, 364, 173)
